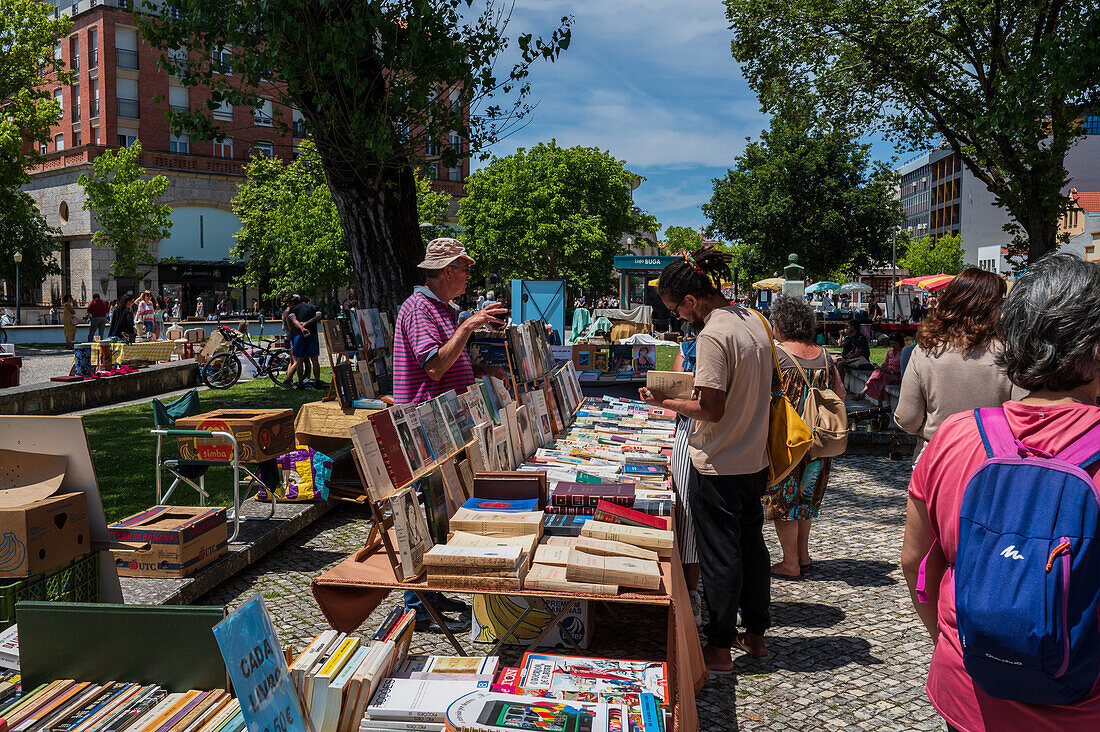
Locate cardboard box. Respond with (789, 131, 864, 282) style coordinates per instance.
(108, 506, 227, 578)
(175, 408, 294, 463)
(471, 594, 593, 649)
(0, 492, 90, 579)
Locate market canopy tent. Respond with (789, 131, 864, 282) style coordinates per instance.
(896, 273, 956, 291)
(806, 281, 840, 294)
(752, 277, 785, 291)
(837, 282, 872, 294)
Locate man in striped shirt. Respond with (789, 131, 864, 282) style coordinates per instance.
(392, 238, 509, 404)
(393, 237, 509, 632)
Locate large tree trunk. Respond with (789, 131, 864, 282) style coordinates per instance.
(323, 162, 423, 315)
(1023, 201, 1061, 265)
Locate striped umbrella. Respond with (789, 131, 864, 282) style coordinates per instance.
(896, 273, 956, 291)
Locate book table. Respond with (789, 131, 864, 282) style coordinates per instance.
(311, 535, 707, 731)
(292, 401, 381, 451)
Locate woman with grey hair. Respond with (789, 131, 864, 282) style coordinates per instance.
(766, 296, 847, 578)
(901, 254, 1100, 731)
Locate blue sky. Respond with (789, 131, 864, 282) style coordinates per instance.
(473, 0, 902, 236)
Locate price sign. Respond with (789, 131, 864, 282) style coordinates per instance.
(213, 594, 309, 732)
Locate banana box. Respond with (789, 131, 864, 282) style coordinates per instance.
(471, 595, 593, 649)
(107, 506, 227, 578)
(174, 408, 294, 463)
(0, 492, 90, 579)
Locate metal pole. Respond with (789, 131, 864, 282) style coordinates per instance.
(14, 261, 20, 325)
(890, 229, 897, 321)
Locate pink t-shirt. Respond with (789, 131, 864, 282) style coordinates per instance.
(909, 401, 1100, 731)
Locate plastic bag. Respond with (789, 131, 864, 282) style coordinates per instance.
(256, 447, 332, 502)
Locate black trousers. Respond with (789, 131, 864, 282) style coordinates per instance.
(690, 468, 771, 647)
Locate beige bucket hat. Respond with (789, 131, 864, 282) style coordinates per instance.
(418, 238, 476, 269)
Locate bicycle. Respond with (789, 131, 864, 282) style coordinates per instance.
(200, 325, 294, 389)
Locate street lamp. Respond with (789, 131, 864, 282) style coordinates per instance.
(12, 251, 22, 325)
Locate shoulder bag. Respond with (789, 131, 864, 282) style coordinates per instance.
(776, 344, 849, 459)
(750, 309, 813, 487)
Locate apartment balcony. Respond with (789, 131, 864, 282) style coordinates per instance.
(72, 109, 81, 123)
(170, 104, 189, 114)
(27, 146, 248, 178)
(117, 98, 139, 119)
(88, 49, 98, 69)
(89, 100, 99, 118)
(116, 49, 138, 70)
(70, 58, 79, 72)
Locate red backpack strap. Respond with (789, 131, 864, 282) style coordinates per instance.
(975, 407, 1016, 459)
(1053, 420, 1100, 469)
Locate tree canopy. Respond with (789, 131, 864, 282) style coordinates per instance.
(0, 0, 71, 187)
(702, 121, 903, 281)
(458, 141, 656, 296)
(416, 173, 457, 245)
(231, 139, 351, 298)
(78, 142, 173, 283)
(724, 0, 1100, 263)
(139, 0, 570, 313)
(660, 225, 703, 254)
(897, 233, 967, 277)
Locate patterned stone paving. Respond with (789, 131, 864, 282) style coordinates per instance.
(197, 456, 937, 731)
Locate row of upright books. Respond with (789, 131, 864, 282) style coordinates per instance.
(291, 613, 667, 731)
(469, 320, 556, 385)
(323, 311, 395, 405)
(0, 679, 240, 732)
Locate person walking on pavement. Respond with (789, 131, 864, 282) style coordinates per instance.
(641, 245, 775, 670)
(86, 293, 109, 341)
(62, 295, 77, 349)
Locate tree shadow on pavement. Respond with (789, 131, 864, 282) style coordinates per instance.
(770, 601, 845, 629)
(731, 635, 882, 674)
(807, 558, 898, 586)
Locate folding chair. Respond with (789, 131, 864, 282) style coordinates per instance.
(151, 389, 276, 542)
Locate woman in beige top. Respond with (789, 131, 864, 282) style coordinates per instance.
(894, 268, 1023, 460)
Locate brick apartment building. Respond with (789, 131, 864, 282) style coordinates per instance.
(22, 0, 467, 317)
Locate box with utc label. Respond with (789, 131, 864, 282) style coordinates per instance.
(108, 506, 227, 578)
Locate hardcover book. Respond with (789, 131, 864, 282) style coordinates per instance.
(444, 690, 619, 732)
(461, 497, 540, 513)
(542, 514, 588, 537)
(389, 486, 433, 580)
(523, 564, 618, 597)
(551, 483, 635, 508)
(592, 500, 670, 531)
(355, 412, 413, 497)
(516, 652, 669, 707)
(564, 550, 660, 591)
(331, 362, 358, 407)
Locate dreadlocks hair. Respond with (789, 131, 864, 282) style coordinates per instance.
(657, 246, 733, 301)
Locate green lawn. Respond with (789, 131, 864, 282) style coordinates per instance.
(85, 368, 332, 523)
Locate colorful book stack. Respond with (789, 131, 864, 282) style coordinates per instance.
(0, 680, 239, 732)
(360, 655, 498, 732)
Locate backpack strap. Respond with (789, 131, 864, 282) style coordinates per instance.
(1053, 420, 1100, 469)
(975, 407, 1017, 459)
(915, 537, 939, 604)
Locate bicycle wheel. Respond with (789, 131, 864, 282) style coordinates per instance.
(265, 349, 293, 387)
(202, 352, 242, 389)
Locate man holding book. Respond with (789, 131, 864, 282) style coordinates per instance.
(640, 246, 774, 672)
(393, 237, 510, 631)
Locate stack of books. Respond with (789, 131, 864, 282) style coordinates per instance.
(360, 655, 499, 731)
(0, 681, 238, 732)
(422, 543, 529, 591)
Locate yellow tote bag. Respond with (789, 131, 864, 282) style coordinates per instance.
(751, 309, 813, 487)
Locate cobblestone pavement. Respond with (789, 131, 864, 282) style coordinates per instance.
(198, 455, 936, 731)
(11, 347, 74, 385)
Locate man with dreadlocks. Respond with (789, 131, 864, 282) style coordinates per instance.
(640, 246, 774, 671)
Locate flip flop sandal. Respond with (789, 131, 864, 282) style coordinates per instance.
(771, 568, 802, 580)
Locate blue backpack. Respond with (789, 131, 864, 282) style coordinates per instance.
(953, 407, 1100, 705)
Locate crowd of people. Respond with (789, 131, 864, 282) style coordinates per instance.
(631, 246, 1100, 730)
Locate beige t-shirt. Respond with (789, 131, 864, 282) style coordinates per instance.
(688, 305, 773, 476)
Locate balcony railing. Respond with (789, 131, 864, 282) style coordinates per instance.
(117, 98, 139, 119)
(116, 49, 138, 70)
(70, 58, 79, 72)
(88, 49, 98, 69)
(89, 99, 99, 118)
(170, 104, 188, 114)
(72, 109, 81, 123)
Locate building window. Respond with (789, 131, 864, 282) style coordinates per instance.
(55, 134, 64, 151)
(1085, 115, 1100, 135)
(117, 129, 138, 147)
(448, 166, 460, 182)
(54, 88, 63, 115)
(253, 99, 273, 126)
(252, 140, 274, 158)
(72, 86, 80, 122)
(168, 85, 188, 113)
(117, 98, 139, 118)
(69, 36, 79, 71)
(212, 100, 233, 121)
(211, 48, 232, 74)
(213, 138, 233, 158)
(426, 136, 439, 156)
(89, 79, 99, 118)
(88, 27, 98, 69)
(169, 133, 189, 154)
(167, 45, 187, 75)
(40, 143, 48, 155)
(115, 27, 139, 69)
(92, 127, 100, 145)
(73, 131, 81, 147)
(427, 162, 438, 179)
